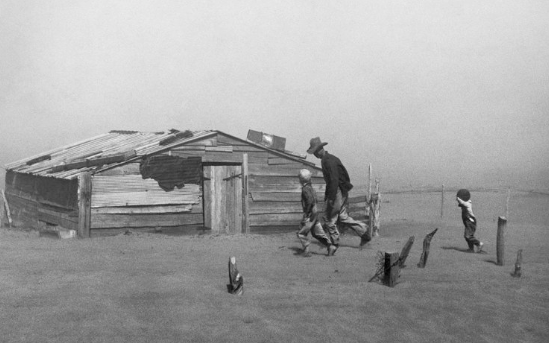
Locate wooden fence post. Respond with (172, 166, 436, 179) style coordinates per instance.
(242, 153, 250, 235)
(497, 216, 506, 266)
(441, 184, 444, 218)
(505, 188, 511, 220)
(384, 252, 400, 287)
(418, 228, 438, 268)
(78, 172, 92, 238)
(369, 179, 381, 236)
(399, 236, 415, 268)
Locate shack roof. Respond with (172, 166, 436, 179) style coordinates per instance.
(5, 129, 317, 179)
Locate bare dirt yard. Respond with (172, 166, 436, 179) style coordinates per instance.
(1, 190, 548, 343)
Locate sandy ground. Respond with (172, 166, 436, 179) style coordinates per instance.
(0, 191, 548, 343)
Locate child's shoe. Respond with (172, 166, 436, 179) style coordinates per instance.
(477, 242, 484, 253)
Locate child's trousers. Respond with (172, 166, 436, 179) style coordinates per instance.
(297, 216, 331, 249)
(464, 217, 481, 250)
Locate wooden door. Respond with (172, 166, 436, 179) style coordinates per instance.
(203, 165, 242, 234)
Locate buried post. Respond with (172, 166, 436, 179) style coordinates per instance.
(384, 252, 400, 287)
(227, 256, 244, 295)
(511, 249, 523, 278)
(497, 216, 506, 266)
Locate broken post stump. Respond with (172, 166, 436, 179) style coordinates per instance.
(497, 216, 506, 266)
(417, 228, 438, 268)
(399, 236, 415, 268)
(227, 256, 244, 295)
(384, 252, 400, 287)
(511, 249, 523, 278)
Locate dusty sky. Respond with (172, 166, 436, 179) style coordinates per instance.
(1, 0, 548, 191)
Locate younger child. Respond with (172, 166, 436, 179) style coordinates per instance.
(456, 189, 484, 253)
(296, 169, 334, 257)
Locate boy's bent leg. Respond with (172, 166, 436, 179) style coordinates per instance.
(310, 221, 332, 247)
(297, 219, 313, 251)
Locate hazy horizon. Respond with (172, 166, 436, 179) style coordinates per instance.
(1, 1, 548, 192)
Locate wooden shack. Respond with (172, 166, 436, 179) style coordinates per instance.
(2, 129, 368, 237)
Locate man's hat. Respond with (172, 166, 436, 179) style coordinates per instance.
(307, 137, 328, 154)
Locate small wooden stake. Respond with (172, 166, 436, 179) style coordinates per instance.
(399, 236, 415, 268)
(511, 249, 522, 278)
(497, 216, 506, 266)
(227, 256, 244, 295)
(384, 252, 400, 287)
(418, 228, 438, 268)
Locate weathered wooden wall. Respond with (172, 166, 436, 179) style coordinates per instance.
(3, 171, 79, 230)
(90, 172, 202, 236)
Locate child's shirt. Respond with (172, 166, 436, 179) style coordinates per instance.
(301, 183, 318, 221)
(457, 197, 476, 223)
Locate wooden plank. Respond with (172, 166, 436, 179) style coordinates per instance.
(78, 172, 92, 238)
(186, 137, 217, 146)
(232, 145, 265, 153)
(249, 201, 302, 214)
(248, 164, 322, 177)
(172, 146, 207, 151)
(242, 154, 250, 234)
(249, 213, 303, 226)
(203, 166, 213, 229)
(206, 146, 233, 153)
(91, 204, 196, 214)
(251, 192, 302, 202)
(268, 158, 302, 166)
(91, 213, 203, 229)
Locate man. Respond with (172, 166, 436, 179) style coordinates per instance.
(307, 137, 371, 256)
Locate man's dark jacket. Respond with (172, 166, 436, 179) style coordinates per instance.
(321, 152, 353, 202)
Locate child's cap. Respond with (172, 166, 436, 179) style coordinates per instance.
(298, 169, 312, 182)
(457, 189, 471, 201)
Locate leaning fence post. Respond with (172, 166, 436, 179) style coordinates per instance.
(399, 236, 415, 268)
(497, 216, 506, 266)
(418, 228, 438, 268)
